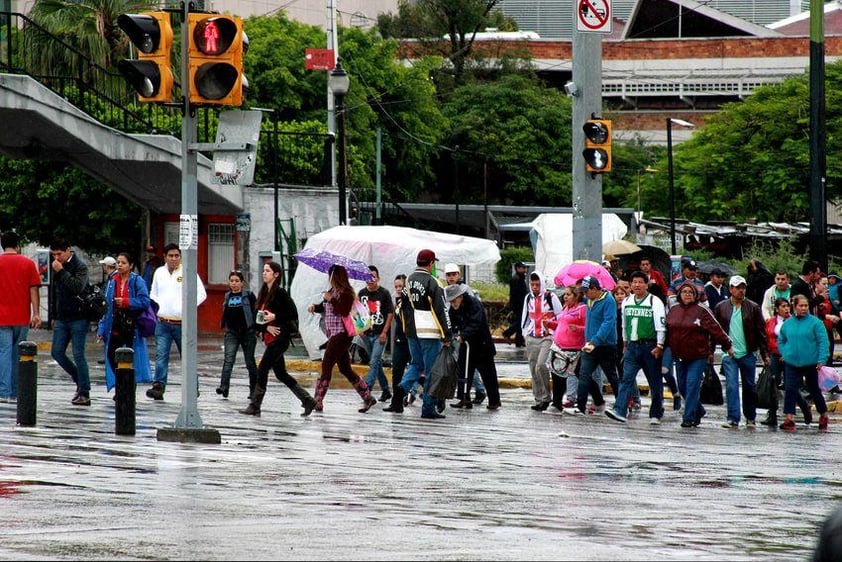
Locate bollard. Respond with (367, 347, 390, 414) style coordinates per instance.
(114, 347, 136, 436)
(17, 341, 37, 427)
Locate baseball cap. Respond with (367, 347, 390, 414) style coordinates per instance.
(99, 256, 116, 266)
(682, 259, 698, 270)
(515, 261, 527, 268)
(416, 249, 437, 265)
(729, 274, 748, 287)
(444, 263, 460, 274)
(578, 275, 602, 292)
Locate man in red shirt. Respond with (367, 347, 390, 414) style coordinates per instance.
(0, 231, 42, 401)
(640, 256, 668, 301)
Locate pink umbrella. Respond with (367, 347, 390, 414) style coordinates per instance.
(555, 260, 616, 290)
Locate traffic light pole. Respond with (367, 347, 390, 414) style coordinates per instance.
(157, 0, 220, 444)
(571, 30, 603, 263)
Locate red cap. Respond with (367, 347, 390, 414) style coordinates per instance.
(416, 249, 437, 265)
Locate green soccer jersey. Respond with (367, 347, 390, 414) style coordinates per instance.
(622, 293, 666, 342)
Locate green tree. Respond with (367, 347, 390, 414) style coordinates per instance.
(25, 0, 155, 74)
(440, 73, 572, 205)
(639, 62, 842, 223)
(0, 158, 143, 251)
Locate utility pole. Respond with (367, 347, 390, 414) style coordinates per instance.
(326, 0, 338, 195)
(571, 31, 603, 263)
(809, 0, 827, 271)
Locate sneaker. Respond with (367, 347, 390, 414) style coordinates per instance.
(421, 412, 446, 419)
(673, 395, 682, 411)
(680, 420, 695, 428)
(632, 401, 642, 411)
(590, 403, 605, 415)
(562, 399, 575, 408)
(563, 407, 585, 416)
(216, 386, 229, 398)
(649, 417, 661, 425)
(530, 402, 550, 411)
(436, 399, 446, 414)
(819, 415, 829, 431)
(779, 419, 796, 431)
(472, 392, 487, 405)
(745, 419, 756, 428)
(760, 414, 778, 427)
(378, 390, 392, 403)
(722, 420, 738, 428)
(405, 394, 417, 407)
(71, 394, 91, 406)
(605, 409, 627, 423)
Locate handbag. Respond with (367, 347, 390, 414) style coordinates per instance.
(700, 362, 724, 405)
(136, 304, 158, 338)
(755, 366, 776, 410)
(818, 365, 841, 393)
(410, 296, 442, 339)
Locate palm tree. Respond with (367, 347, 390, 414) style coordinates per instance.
(24, 0, 155, 77)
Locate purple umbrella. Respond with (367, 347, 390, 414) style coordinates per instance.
(294, 248, 374, 282)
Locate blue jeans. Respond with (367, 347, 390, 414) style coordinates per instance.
(153, 321, 182, 387)
(363, 333, 390, 393)
(783, 363, 827, 416)
(674, 357, 707, 424)
(613, 341, 663, 419)
(52, 318, 91, 395)
(576, 345, 619, 412)
(220, 330, 258, 392)
(722, 353, 758, 423)
(400, 337, 442, 417)
(473, 374, 486, 393)
(0, 325, 29, 398)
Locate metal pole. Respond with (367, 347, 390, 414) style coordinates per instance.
(327, 0, 337, 191)
(571, 29, 603, 262)
(114, 346, 136, 436)
(375, 127, 382, 225)
(273, 116, 279, 251)
(454, 146, 460, 234)
(809, 0, 827, 271)
(17, 341, 37, 427)
(336, 91, 347, 225)
(667, 118, 676, 255)
(156, 0, 219, 443)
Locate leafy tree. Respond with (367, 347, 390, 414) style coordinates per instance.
(440, 73, 572, 205)
(0, 157, 143, 251)
(638, 61, 842, 223)
(25, 0, 155, 74)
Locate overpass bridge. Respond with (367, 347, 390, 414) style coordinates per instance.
(0, 73, 242, 216)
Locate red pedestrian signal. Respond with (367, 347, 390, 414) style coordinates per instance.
(188, 14, 247, 106)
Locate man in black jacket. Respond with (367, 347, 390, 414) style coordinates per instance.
(502, 261, 528, 347)
(49, 238, 91, 406)
(446, 283, 501, 409)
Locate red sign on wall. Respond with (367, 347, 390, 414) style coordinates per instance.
(305, 48, 335, 71)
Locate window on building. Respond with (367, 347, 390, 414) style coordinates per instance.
(208, 223, 235, 284)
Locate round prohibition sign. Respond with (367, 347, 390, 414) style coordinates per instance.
(579, 0, 610, 30)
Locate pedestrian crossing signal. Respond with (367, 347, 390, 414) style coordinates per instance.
(188, 14, 247, 106)
(583, 119, 612, 173)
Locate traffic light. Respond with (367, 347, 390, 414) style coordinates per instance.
(582, 119, 612, 173)
(188, 14, 247, 106)
(117, 12, 173, 103)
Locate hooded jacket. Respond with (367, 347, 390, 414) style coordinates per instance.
(520, 270, 562, 339)
(666, 281, 732, 360)
(779, 311, 829, 367)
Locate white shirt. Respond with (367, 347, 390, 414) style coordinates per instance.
(149, 264, 207, 320)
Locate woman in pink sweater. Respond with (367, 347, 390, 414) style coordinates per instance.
(547, 285, 587, 409)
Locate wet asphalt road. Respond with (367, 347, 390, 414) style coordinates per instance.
(0, 331, 839, 560)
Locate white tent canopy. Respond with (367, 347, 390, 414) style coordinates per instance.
(529, 213, 627, 285)
(290, 225, 501, 359)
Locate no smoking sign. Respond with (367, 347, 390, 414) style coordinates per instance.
(577, 0, 612, 33)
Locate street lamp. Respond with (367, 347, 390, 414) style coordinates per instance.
(329, 61, 350, 225)
(666, 118, 694, 254)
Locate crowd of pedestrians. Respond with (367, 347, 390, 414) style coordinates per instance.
(2, 235, 841, 433)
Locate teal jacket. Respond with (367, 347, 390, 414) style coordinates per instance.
(778, 313, 829, 368)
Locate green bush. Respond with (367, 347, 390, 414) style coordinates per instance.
(495, 246, 533, 284)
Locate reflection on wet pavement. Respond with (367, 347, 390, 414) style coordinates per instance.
(0, 350, 838, 560)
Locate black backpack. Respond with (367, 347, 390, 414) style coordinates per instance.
(77, 283, 107, 322)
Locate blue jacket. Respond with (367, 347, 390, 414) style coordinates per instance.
(96, 272, 152, 391)
(779, 313, 829, 368)
(584, 290, 617, 347)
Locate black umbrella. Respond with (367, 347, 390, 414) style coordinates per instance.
(697, 260, 737, 275)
